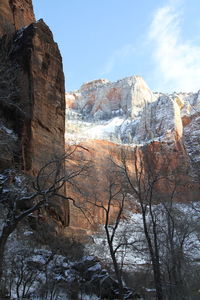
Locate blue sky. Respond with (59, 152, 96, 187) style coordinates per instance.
(32, 0, 200, 93)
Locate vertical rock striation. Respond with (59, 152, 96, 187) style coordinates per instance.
(0, 0, 68, 226)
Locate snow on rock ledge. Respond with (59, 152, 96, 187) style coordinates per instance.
(66, 76, 155, 120)
(65, 75, 200, 146)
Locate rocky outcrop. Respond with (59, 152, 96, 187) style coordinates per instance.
(0, 0, 68, 225)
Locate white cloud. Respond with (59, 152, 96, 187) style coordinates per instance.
(149, 2, 200, 92)
(101, 44, 135, 75)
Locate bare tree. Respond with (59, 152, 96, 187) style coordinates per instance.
(160, 201, 200, 300)
(115, 143, 200, 300)
(115, 145, 181, 299)
(85, 158, 133, 300)
(10, 249, 40, 299)
(0, 145, 90, 285)
(117, 146, 166, 300)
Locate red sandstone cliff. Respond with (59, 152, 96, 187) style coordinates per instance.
(0, 0, 68, 225)
(0, 0, 35, 36)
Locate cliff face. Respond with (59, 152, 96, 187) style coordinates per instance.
(66, 77, 197, 146)
(0, 0, 35, 36)
(0, 0, 68, 226)
(66, 77, 200, 229)
(66, 76, 154, 120)
(9, 20, 66, 176)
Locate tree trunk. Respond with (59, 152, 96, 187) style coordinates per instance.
(0, 224, 15, 283)
(111, 249, 124, 300)
(106, 228, 124, 300)
(152, 261, 163, 300)
(142, 211, 163, 300)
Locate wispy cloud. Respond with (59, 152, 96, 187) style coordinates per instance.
(101, 44, 135, 75)
(149, 1, 200, 92)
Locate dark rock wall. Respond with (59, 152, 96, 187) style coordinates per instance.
(0, 0, 68, 226)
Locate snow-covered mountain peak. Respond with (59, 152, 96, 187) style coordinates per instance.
(66, 75, 155, 121)
(80, 78, 110, 91)
(65, 75, 200, 155)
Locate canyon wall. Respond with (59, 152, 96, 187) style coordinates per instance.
(0, 0, 199, 232)
(66, 77, 200, 230)
(0, 0, 68, 226)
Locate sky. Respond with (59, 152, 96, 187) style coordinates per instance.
(32, 0, 200, 93)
